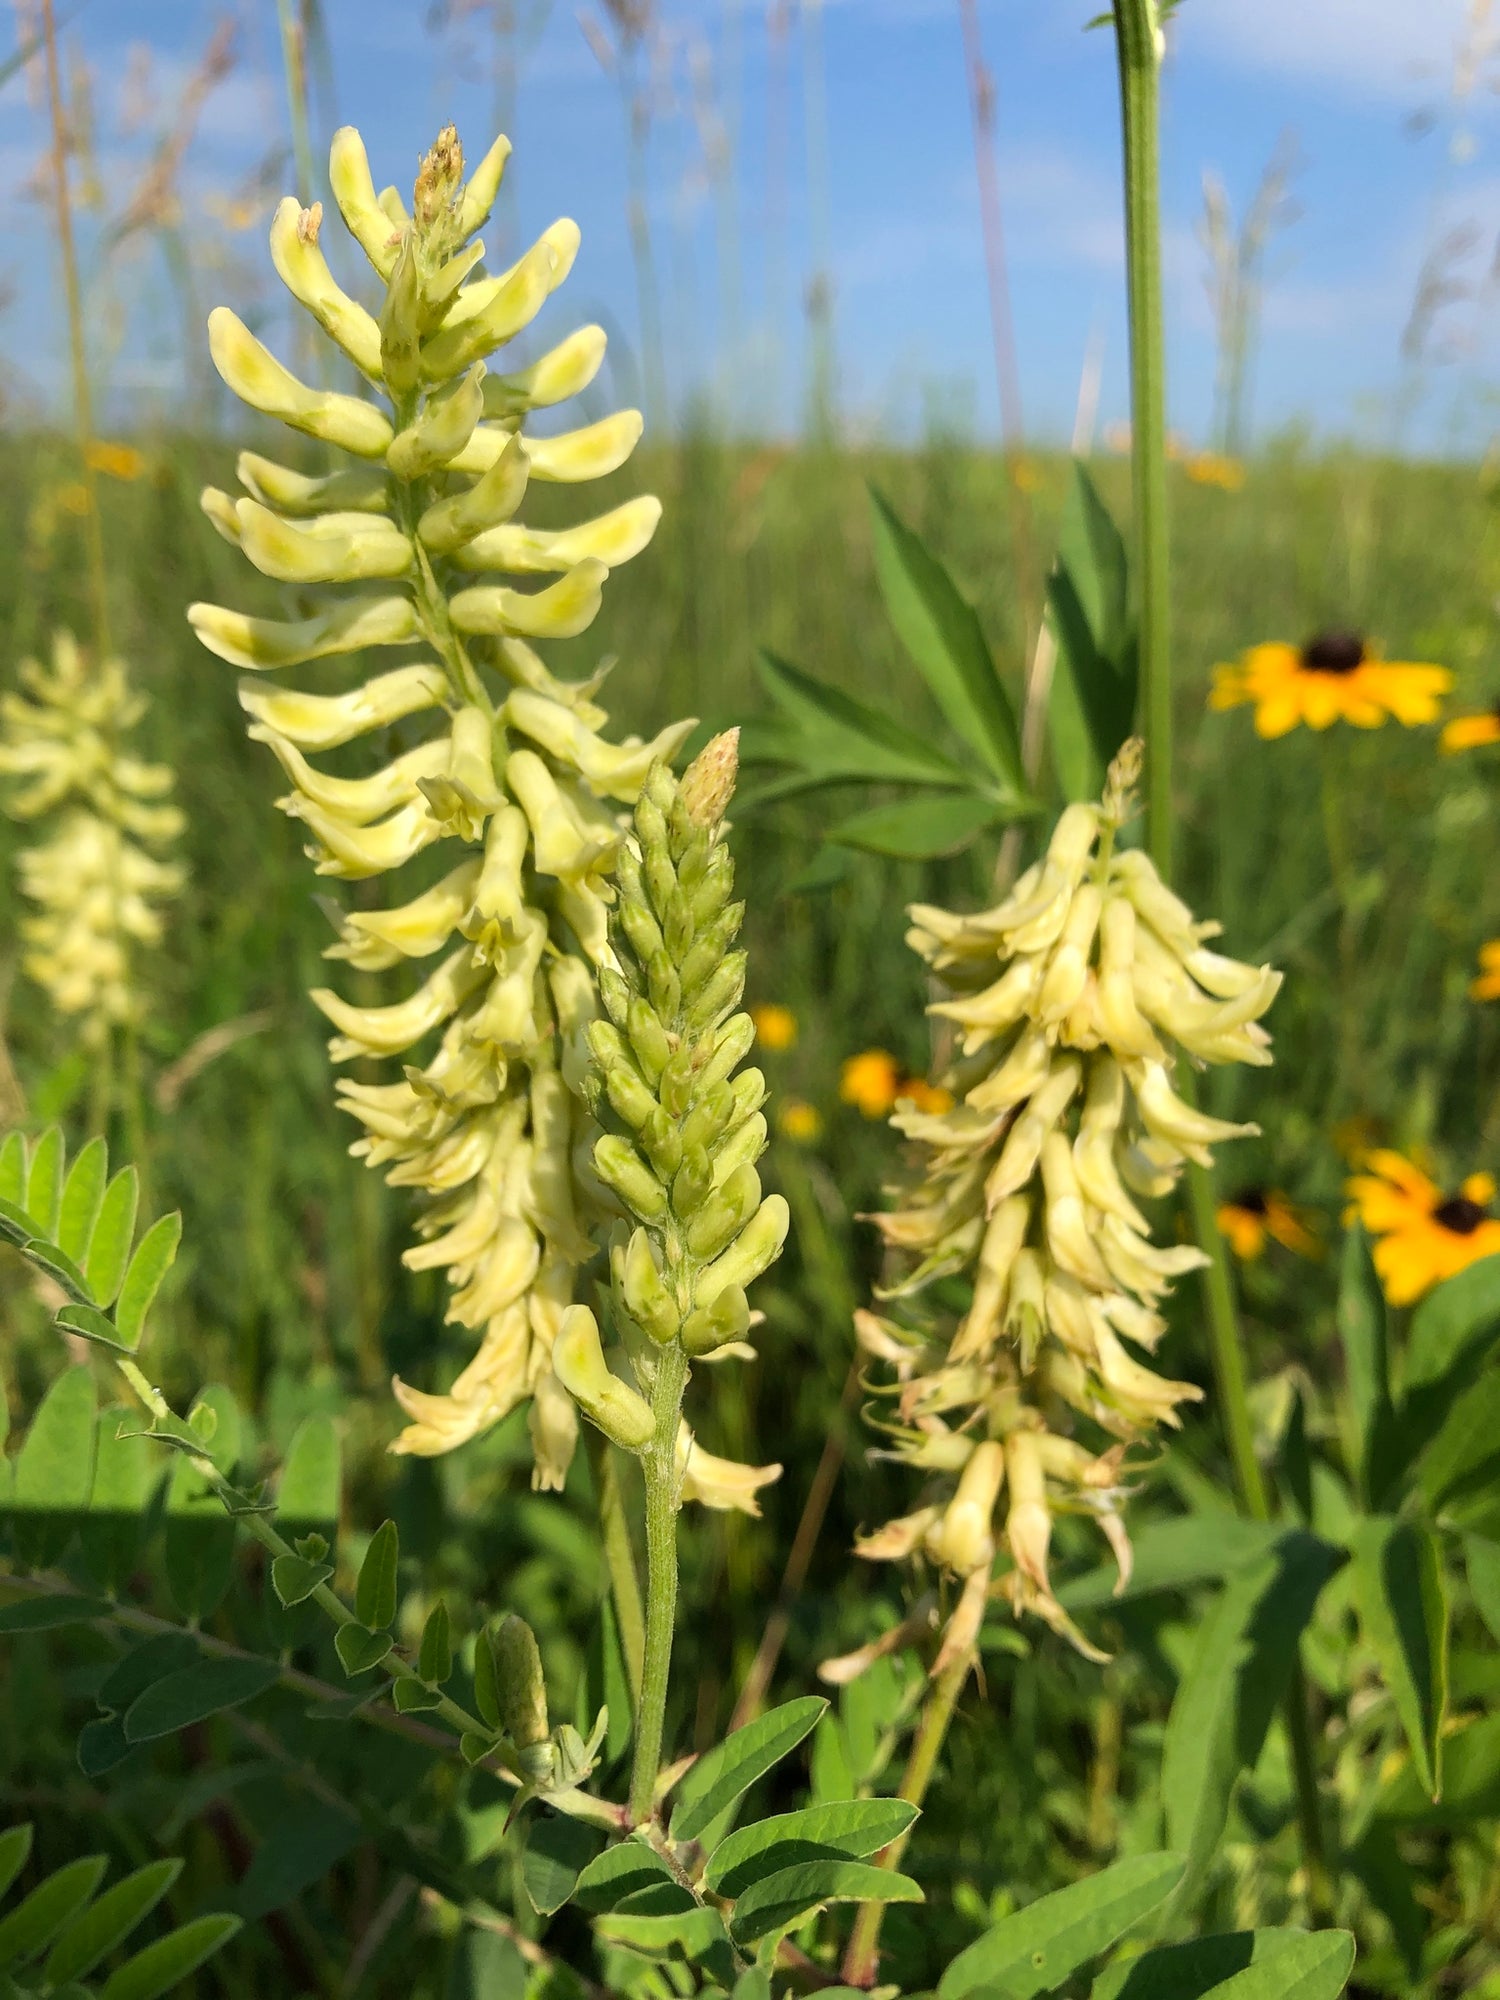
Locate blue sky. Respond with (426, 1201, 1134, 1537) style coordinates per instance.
(2, 0, 1498, 451)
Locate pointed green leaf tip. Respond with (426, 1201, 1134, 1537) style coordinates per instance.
(355, 1518, 399, 1631)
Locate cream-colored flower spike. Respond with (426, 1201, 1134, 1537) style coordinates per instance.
(188, 124, 693, 1487)
(0, 631, 184, 1048)
(848, 742, 1280, 1666)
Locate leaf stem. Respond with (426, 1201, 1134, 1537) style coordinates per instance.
(841, 1642, 973, 1986)
(630, 1340, 690, 1824)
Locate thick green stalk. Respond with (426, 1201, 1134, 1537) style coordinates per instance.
(842, 1643, 973, 1986)
(630, 1340, 690, 1823)
(1112, 0, 1171, 875)
(590, 1432, 647, 1708)
(1111, 0, 1332, 1925)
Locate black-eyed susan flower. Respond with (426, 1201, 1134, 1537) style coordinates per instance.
(1344, 1150, 1500, 1305)
(776, 1096, 824, 1143)
(840, 1048, 903, 1118)
(1210, 631, 1451, 739)
(1471, 942, 1500, 1001)
(1441, 701, 1500, 753)
(1217, 1186, 1319, 1261)
(750, 1001, 798, 1051)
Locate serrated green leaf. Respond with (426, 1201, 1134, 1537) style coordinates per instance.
(44, 1859, 181, 1986)
(731, 1859, 921, 1947)
(1091, 1927, 1352, 2000)
(12, 1365, 97, 1569)
(705, 1798, 918, 1897)
(1352, 1517, 1447, 1800)
(868, 488, 1026, 799)
(0, 1593, 110, 1634)
(124, 1656, 280, 1741)
(521, 1814, 604, 1916)
(98, 1912, 242, 2000)
(418, 1600, 452, 1685)
(23, 1127, 64, 1239)
(572, 1838, 677, 1913)
(1162, 1534, 1340, 1912)
(56, 1137, 108, 1266)
(270, 1554, 332, 1607)
(335, 1624, 393, 1676)
(671, 1696, 827, 1844)
(355, 1518, 399, 1631)
(941, 1851, 1183, 1999)
(828, 790, 1009, 859)
(85, 1168, 140, 1307)
(113, 1212, 181, 1350)
(0, 1132, 26, 1207)
(0, 1854, 107, 1968)
(276, 1413, 340, 1539)
(0, 1827, 33, 1903)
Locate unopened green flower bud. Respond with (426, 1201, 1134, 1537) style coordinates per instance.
(600, 967, 634, 1029)
(680, 1283, 751, 1356)
(621, 896, 665, 968)
(627, 995, 672, 1083)
(679, 904, 744, 997)
(695, 1193, 789, 1308)
(686, 1163, 761, 1261)
(672, 1142, 714, 1220)
(663, 887, 694, 959)
(621, 1227, 681, 1344)
(679, 728, 739, 828)
(594, 1134, 668, 1221)
(641, 1106, 683, 1181)
(699, 1011, 755, 1091)
(679, 1080, 735, 1156)
(379, 239, 424, 397)
(492, 1612, 549, 1749)
(635, 790, 668, 862)
(552, 1304, 655, 1449)
(605, 1058, 657, 1133)
(387, 363, 486, 478)
(685, 950, 747, 1034)
(646, 949, 681, 1025)
(710, 1111, 767, 1186)
(680, 833, 730, 898)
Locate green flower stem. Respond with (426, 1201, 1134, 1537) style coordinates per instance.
(842, 1642, 973, 1987)
(1112, 0, 1172, 877)
(590, 1431, 647, 1708)
(630, 1338, 690, 1825)
(1111, 0, 1333, 1927)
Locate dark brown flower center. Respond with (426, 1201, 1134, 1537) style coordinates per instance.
(1299, 630, 1366, 675)
(1230, 1187, 1268, 1215)
(1434, 1195, 1487, 1235)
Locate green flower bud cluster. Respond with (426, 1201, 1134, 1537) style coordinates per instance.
(551, 733, 786, 1514)
(186, 123, 696, 1488)
(0, 631, 184, 1049)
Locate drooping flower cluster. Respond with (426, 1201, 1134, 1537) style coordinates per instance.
(0, 631, 184, 1048)
(852, 745, 1281, 1663)
(555, 734, 787, 1513)
(188, 123, 690, 1486)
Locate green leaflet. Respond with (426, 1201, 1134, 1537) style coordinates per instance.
(56, 1137, 108, 1265)
(1093, 1927, 1356, 2000)
(97, 1914, 243, 2000)
(1059, 1512, 1280, 1612)
(827, 791, 1011, 859)
(705, 1798, 919, 1898)
(1047, 463, 1137, 803)
(355, 1518, 400, 1631)
(1375, 1710, 1500, 1827)
(753, 648, 975, 790)
(24, 1126, 65, 1240)
(868, 487, 1027, 803)
(729, 1859, 921, 1947)
(1161, 1532, 1341, 1912)
(12, 1365, 98, 1570)
(1337, 1226, 1397, 1507)
(572, 1837, 678, 1913)
(521, 1814, 604, 1917)
(0, 1594, 110, 1634)
(0, 1855, 107, 1967)
(670, 1696, 827, 1844)
(275, 1413, 341, 1539)
(85, 1168, 140, 1308)
(1415, 1367, 1500, 1513)
(939, 1851, 1184, 2000)
(43, 1860, 183, 1987)
(113, 1211, 183, 1350)
(123, 1656, 281, 1741)
(1351, 1517, 1448, 1800)
(1464, 1535, 1500, 1644)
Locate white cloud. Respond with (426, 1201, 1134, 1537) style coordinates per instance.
(1178, 0, 1488, 106)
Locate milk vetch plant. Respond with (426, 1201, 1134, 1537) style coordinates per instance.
(188, 122, 691, 1486)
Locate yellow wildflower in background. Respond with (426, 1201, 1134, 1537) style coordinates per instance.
(1345, 1150, 1500, 1304)
(751, 1002, 798, 1051)
(841, 1048, 903, 1118)
(1217, 1186, 1319, 1261)
(85, 441, 147, 481)
(1182, 452, 1246, 492)
(1441, 702, 1500, 753)
(776, 1097, 823, 1144)
(901, 1076, 954, 1115)
(1470, 942, 1500, 1000)
(1211, 631, 1451, 738)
